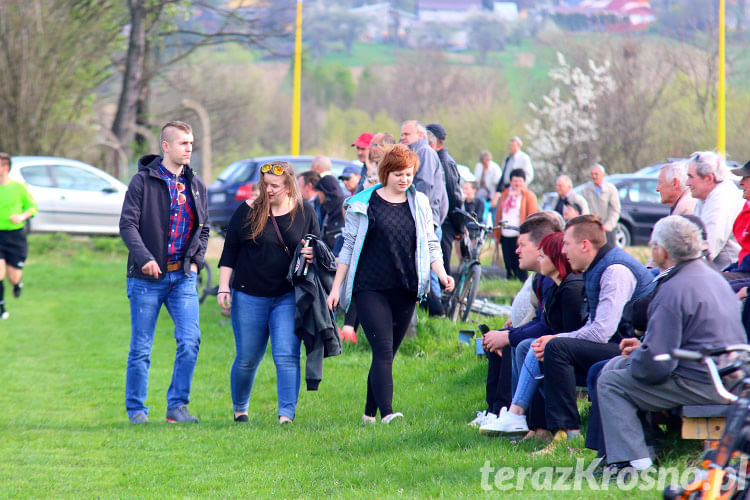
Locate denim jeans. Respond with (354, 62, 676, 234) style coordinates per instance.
(125, 271, 201, 417)
(512, 338, 543, 410)
(230, 290, 300, 420)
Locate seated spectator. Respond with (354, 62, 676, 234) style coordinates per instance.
(686, 151, 744, 270)
(551, 175, 589, 218)
(479, 232, 586, 440)
(462, 181, 487, 223)
(728, 160, 750, 272)
(656, 160, 695, 216)
(562, 199, 584, 221)
(493, 169, 539, 283)
(469, 214, 562, 429)
(531, 215, 654, 452)
(597, 215, 746, 473)
(314, 176, 345, 253)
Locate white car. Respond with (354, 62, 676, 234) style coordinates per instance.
(8, 156, 127, 235)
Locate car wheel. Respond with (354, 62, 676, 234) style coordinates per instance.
(614, 222, 631, 248)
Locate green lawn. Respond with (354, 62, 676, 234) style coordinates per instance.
(0, 235, 698, 498)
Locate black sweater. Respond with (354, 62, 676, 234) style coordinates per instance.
(219, 200, 319, 297)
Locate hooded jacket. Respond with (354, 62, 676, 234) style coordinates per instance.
(287, 236, 341, 390)
(120, 154, 209, 279)
(315, 175, 346, 251)
(337, 184, 442, 312)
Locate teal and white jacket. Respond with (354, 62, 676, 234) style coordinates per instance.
(337, 184, 442, 312)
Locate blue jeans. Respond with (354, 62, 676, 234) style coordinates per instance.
(125, 271, 201, 417)
(512, 338, 543, 410)
(511, 338, 535, 393)
(230, 290, 300, 420)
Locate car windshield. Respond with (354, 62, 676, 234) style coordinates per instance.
(217, 160, 256, 183)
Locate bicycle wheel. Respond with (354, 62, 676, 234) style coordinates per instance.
(457, 264, 482, 322)
(196, 265, 214, 304)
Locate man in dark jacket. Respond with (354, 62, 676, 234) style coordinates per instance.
(426, 123, 464, 275)
(119, 120, 209, 424)
(598, 215, 746, 472)
(314, 175, 345, 254)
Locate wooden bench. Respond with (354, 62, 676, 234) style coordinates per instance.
(679, 405, 730, 440)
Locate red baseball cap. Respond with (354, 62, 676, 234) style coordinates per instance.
(352, 132, 374, 149)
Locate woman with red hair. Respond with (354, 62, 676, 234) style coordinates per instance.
(480, 232, 585, 441)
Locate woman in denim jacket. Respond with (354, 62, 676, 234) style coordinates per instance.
(327, 144, 454, 424)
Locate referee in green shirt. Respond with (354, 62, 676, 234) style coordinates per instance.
(0, 152, 37, 319)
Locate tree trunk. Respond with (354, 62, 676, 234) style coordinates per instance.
(111, 0, 147, 175)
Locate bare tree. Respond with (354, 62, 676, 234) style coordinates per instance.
(0, 0, 122, 155)
(112, 1, 292, 164)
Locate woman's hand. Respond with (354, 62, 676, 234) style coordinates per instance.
(300, 240, 314, 263)
(327, 288, 340, 312)
(532, 335, 555, 362)
(217, 290, 231, 312)
(440, 273, 455, 292)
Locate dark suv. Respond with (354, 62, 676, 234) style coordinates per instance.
(207, 155, 360, 234)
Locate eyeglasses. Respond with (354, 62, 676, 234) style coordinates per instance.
(261, 163, 285, 175)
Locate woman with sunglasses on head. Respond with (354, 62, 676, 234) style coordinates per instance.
(327, 144, 454, 424)
(217, 161, 319, 424)
(480, 232, 585, 440)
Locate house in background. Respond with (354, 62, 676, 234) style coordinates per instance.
(416, 0, 486, 23)
(554, 0, 656, 32)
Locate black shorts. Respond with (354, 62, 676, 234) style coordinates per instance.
(0, 229, 28, 268)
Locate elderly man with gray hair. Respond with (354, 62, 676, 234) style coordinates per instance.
(686, 150, 744, 269)
(656, 160, 695, 215)
(596, 215, 746, 474)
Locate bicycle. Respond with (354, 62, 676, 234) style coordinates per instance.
(445, 209, 516, 322)
(656, 345, 750, 500)
(196, 264, 215, 304)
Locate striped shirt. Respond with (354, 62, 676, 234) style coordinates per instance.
(159, 163, 195, 264)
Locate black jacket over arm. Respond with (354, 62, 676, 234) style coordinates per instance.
(287, 237, 341, 390)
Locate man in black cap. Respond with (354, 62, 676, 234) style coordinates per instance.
(425, 123, 464, 316)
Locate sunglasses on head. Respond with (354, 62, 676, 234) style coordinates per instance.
(261, 163, 285, 175)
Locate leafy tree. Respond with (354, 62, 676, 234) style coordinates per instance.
(467, 13, 508, 64)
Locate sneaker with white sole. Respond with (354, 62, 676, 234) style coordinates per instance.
(468, 410, 488, 427)
(382, 412, 403, 424)
(469, 407, 505, 427)
(479, 410, 528, 436)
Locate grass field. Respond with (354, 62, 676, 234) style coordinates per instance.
(0, 235, 699, 498)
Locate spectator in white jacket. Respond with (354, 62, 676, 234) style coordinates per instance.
(686, 150, 745, 270)
(473, 150, 502, 202)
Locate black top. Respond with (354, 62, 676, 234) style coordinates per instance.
(354, 191, 418, 293)
(543, 273, 586, 333)
(219, 200, 320, 297)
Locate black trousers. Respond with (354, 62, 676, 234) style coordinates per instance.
(486, 347, 513, 415)
(500, 235, 527, 283)
(543, 337, 620, 431)
(441, 222, 457, 275)
(356, 288, 417, 417)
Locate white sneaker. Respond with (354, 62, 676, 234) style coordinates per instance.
(468, 407, 505, 427)
(469, 410, 488, 427)
(479, 410, 529, 436)
(0, 310, 8, 320)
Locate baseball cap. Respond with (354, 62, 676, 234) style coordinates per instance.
(425, 123, 446, 141)
(339, 165, 360, 179)
(731, 160, 750, 177)
(352, 133, 374, 149)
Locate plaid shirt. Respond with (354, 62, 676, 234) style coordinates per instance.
(159, 162, 195, 264)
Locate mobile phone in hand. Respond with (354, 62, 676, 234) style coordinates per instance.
(478, 324, 489, 336)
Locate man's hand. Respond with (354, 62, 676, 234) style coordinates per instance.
(141, 260, 161, 278)
(532, 335, 555, 362)
(9, 214, 26, 225)
(440, 274, 455, 292)
(502, 318, 512, 329)
(482, 329, 510, 353)
(190, 263, 198, 274)
(327, 288, 340, 312)
(738, 287, 748, 300)
(619, 338, 642, 358)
